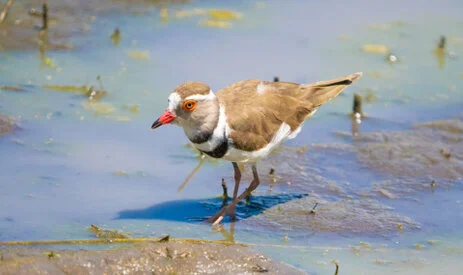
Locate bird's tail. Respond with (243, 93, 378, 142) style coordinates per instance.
(300, 72, 362, 108)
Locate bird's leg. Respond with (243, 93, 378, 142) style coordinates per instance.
(228, 162, 241, 221)
(208, 162, 241, 223)
(207, 164, 260, 225)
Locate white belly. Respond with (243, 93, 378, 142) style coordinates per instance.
(222, 122, 298, 163)
(221, 144, 278, 163)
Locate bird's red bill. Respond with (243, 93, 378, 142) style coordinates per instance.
(151, 110, 176, 129)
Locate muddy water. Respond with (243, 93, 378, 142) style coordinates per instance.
(1, 0, 463, 274)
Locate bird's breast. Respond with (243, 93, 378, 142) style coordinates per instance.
(196, 138, 229, 159)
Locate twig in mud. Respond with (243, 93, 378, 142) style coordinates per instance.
(352, 93, 363, 117)
(438, 35, 446, 50)
(332, 260, 339, 275)
(42, 3, 48, 30)
(221, 178, 228, 198)
(269, 168, 275, 176)
(434, 36, 446, 69)
(351, 93, 364, 137)
(110, 27, 121, 46)
(269, 168, 277, 183)
(0, 0, 14, 24)
(159, 235, 170, 242)
(310, 202, 319, 214)
(177, 154, 205, 193)
(221, 178, 228, 207)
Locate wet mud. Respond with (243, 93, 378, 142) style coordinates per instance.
(0, 241, 304, 274)
(356, 118, 463, 180)
(236, 116, 463, 235)
(246, 196, 418, 234)
(0, 0, 189, 51)
(0, 114, 14, 135)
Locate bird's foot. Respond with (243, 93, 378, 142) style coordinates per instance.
(207, 202, 237, 225)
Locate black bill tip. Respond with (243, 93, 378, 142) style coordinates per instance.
(151, 119, 162, 129)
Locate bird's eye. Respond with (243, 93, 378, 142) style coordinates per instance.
(182, 100, 197, 111)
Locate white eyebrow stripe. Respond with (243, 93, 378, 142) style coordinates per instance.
(168, 92, 181, 112)
(185, 90, 215, 101)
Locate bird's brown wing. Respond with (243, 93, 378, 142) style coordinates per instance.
(215, 80, 312, 151)
(215, 73, 361, 152)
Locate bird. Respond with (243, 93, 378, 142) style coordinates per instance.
(151, 72, 362, 225)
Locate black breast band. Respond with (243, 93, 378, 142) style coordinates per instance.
(199, 139, 228, 159)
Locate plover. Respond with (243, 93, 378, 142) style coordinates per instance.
(151, 72, 362, 224)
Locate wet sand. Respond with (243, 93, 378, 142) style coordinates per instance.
(0, 240, 304, 274)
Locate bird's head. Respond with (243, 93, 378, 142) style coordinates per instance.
(151, 82, 220, 135)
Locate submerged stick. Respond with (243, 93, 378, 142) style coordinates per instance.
(351, 93, 364, 136)
(177, 154, 206, 193)
(110, 27, 121, 46)
(42, 3, 48, 30)
(332, 260, 339, 275)
(221, 178, 228, 208)
(352, 93, 363, 116)
(438, 35, 446, 50)
(310, 202, 319, 214)
(269, 168, 277, 183)
(269, 168, 275, 176)
(0, 0, 14, 24)
(221, 178, 228, 199)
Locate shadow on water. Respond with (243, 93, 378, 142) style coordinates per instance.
(116, 193, 308, 223)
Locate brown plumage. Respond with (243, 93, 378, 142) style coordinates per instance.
(174, 82, 211, 98)
(216, 72, 361, 151)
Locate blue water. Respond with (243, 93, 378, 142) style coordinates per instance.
(1, 0, 463, 274)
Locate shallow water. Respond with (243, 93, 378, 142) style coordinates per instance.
(1, 0, 463, 274)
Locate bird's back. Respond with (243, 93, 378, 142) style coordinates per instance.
(216, 80, 310, 151)
(215, 73, 361, 153)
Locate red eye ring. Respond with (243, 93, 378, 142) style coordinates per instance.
(182, 100, 197, 111)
